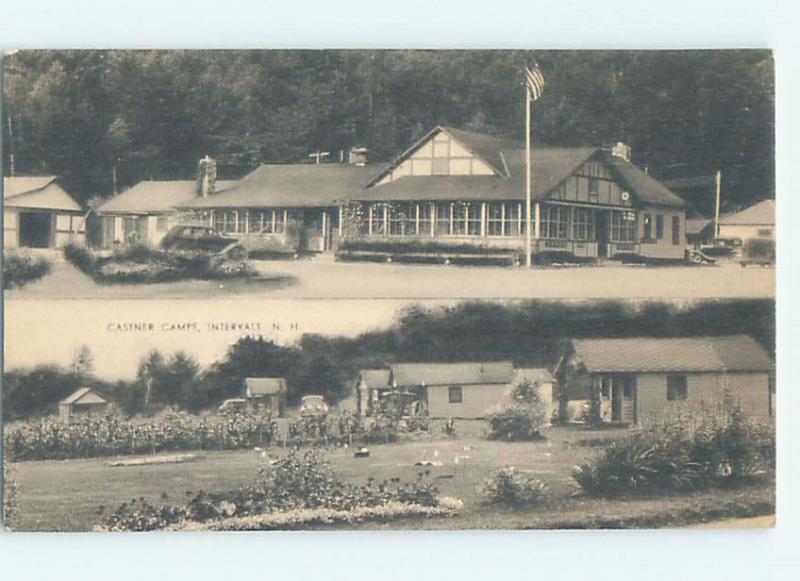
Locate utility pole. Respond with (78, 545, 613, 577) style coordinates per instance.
(714, 169, 722, 239)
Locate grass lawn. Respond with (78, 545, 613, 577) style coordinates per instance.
(7, 423, 774, 531)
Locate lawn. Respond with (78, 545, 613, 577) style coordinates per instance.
(7, 423, 775, 532)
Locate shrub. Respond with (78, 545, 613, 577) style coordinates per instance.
(63, 242, 96, 274)
(486, 378, 548, 441)
(3, 252, 52, 289)
(479, 467, 547, 506)
(3, 458, 19, 530)
(573, 405, 775, 497)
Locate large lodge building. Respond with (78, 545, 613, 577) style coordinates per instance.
(94, 125, 689, 261)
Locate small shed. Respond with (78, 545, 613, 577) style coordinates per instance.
(59, 388, 110, 420)
(244, 377, 288, 416)
(718, 199, 775, 242)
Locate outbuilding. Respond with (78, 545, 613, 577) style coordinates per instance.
(717, 199, 775, 243)
(564, 335, 774, 424)
(4, 176, 85, 249)
(58, 388, 111, 420)
(243, 377, 288, 416)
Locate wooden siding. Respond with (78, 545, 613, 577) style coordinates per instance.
(426, 382, 512, 419)
(637, 208, 686, 259)
(548, 161, 631, 208)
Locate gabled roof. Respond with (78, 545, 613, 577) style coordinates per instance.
(389, 361, 515, 387)
(358, 369, 391, 390)
(348, 125, 686, 208)
(719, 199, 775, 226)
(3, 176, 82, 212)
(178, 163, 385, 209)
(96, 180, 236, 214)
(516, 368, 556, 384)
(571, 335, 773, 374)
(686, 217, 713, 236)
(244, 377, 287, 396)
(59, 387, 109, 406)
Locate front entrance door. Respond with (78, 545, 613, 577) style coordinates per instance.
(18, 211, 53, 248)
(596, 210, 609, 258)
(610, 375, 636, 423)
(301, 210, 327, 252)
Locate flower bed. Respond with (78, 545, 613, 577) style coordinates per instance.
(336, 239, 521, 267)
(63, 242, 254, 284)
(3, 252, 52, 289)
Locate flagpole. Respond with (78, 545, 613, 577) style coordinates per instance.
(714, 169, 722, 239)
(525, 87, 532, 269)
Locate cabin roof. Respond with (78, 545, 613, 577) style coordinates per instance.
(179, 163, 386, 209)
(389, 361, 515, 387)
(358, 369, 391, 389)
(571, 335, 773, 373)
(719, 199, 775, 226)
(59, 387, 109, 406)
(244, 377, 287, 396)
(96, 180, 236, 214)
(3, 176, 82, 212)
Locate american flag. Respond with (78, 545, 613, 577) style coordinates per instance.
(525, 63, 545, 101)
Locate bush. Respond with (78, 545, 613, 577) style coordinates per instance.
(63, 242, 96, 274)
(573, 406, 775, 497)
(486, 378, 548, 441)
(3, 458, 19, 530)
(479, 467, 547, 506)
(3, 252, 52, 289)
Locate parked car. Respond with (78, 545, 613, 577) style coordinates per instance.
(160, 225, 247, 259)
(218, 398, 248, 415)
(740, 237, 775, 266)
(299, 395, 329, 417)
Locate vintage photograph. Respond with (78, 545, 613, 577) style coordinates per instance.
(2, 49, 776, 532)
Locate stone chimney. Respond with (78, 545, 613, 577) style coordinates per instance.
(611, 142, 631, 162)
(348, 146, 368, 166)
(197, 155, 217, 198)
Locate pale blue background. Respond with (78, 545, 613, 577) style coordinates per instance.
(1, 1, 798, 579)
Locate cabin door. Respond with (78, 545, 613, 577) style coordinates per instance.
(301, 210, 326, 252)
(596, 210, 609, 258)
(611, 375, 636, 423)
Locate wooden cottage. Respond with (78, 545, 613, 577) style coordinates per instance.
(339, 126, 688, 261)
(717, 199, 775, 243)
(177, 154, 383, 254)
(243, 377, 288, 416)
(564, 335, 774, 424)
(4, 176, 85, 249)
(58, 388, 110, 420)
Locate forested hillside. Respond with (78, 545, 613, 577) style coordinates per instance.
(3, 50, 773, 214)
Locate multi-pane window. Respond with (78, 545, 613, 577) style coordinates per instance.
(541, 205, 568, 239)
(369, 205, 385, 235)
(452, 203, 467, 235)
(505, 203, 522, 236)
(212, 212, 225, 232)
(436, 203, 452, 236)
(656, 215, 665, 240)
(667, 375, 688, 401)
(571, 207, 595, 241)
(588, 177, 600, 202)
(236, 211, 246, 233)
(643, 213, 653, 241)
(249, 211, 264, 233)
(672, 215, 681, 245)
(274, 210, 286, 234)
(487, 202, 504, 236)
(466, 203, 482, 236)
(487, 202, 521, 237)
(611, 210, 637, 242)
(418, 203, 433, 236)
(448, 385, 463, 404)
(388, 203, 416, 236)
(404, 203, 418, 236)
(223, 211, 237, 233)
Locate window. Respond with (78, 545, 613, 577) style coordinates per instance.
(541, 205, 568, 239)
(435, 203, 452, 236)
(667, 375, 688, 401)
(588, 177, 600, 202)
(656, 215, 664, 240)
(758, 228, 772, 237)
(123, 216, 138, 236)
(672, 215, 681, 245)
(388, 205, 404, 236)
(212, 212, 225, 232)
(571, 207, 595, 241)
(274, 210, 286, 235)
(466, 203, 482, 236)
(156, 216, 169, 232)
(249, 211, 264, 233)
(643, 213, 653, 241)
(448, 385, 463, 403)
(369, 205, 385, 235)
(403, 203, 418, 236)
(236, 211, 246, 233)
(611, 210, 637, 242)
(601, 377, 611, 398)
(504, 203, 522, 236)
(418, 203, 433, 236)
(487, 202, 504, 236)
(452, 203, 467, 235)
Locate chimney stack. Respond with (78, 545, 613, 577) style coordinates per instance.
(197, 155, 217, 198)
(348, 146, 368, 166)
(611, 142, 631, 162)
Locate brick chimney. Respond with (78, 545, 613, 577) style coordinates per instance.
(611, 142, 631, 162)
(348, 146, 368, 166)
(197, 155, 217, 198)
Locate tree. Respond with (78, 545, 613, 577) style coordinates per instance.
(69, 344, 94, 379)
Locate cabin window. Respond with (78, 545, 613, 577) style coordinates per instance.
(418, 203, 433, 236)
(123, 217, 138, 236)
(656, 215, 665, 240)
(758, 229, 772, 237)
(220, 211, 236, 234)
(212, 212, 225, 232)
(369, 205, 385, 235)
(156, 216, 169, 232)
(643, 213, 653, 241)
(436, 203, 452, 236)
(588, 177, 600, 202)
(487, 202, 504, 236)
(672, 215, 681, 245)
(249, 211, 264, 233)
(541, 205, 568, 239)
(448, 385, 463, 403)
(571, 207, 595, 241)
(452, 203, 467, 235)
(505, 203, 522, 236)
(611, 210, 637, 242)
(388, 205, 404, 236)
(466, 203, 482, 236)
(667, 374, 688, 401)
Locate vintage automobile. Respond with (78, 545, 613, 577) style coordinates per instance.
(159, 224, 247, 259)
(218, 398, 248, 415)
(299, 395, 329, 418)
(740, 237, 775, 266)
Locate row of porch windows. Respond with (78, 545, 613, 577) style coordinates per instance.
(206, 210, 287, 235)
(363, 202, 641, 243)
